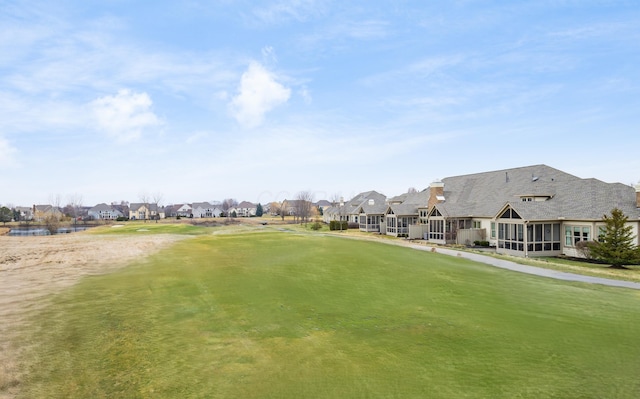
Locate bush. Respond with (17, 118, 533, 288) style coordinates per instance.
(329, 221, 348, 231)
(310, 221, 322, 231)
(116, 216, 129, 222)
(473, 240, 490, 247)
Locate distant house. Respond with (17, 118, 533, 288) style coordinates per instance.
(384, 190, 429, 237)
(129, 203, 164, 220)
(355, 198, 387, 233)
(88, 203, 124, 220)
(236, 201, 257, 217)
(322, 191, 387, 225)
(33, 205, 62, 222)
(165, 204, 192, 218)
(315, 200, 332, 215)
(192, 202, 222, 218)
(15, 206, 34, 221)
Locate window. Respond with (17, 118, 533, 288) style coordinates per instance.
(500, 222, 561, 253)
(429, 219, 444, 241)
(564, 225, 590, 247)
(472, 221, 481, 229)
(491, 222, 496, 238)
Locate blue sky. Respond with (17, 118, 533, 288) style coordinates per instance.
(1, 0, 639, 207)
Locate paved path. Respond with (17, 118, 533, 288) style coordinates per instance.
(407, 243, 640, 290)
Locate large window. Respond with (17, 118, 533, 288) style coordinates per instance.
(527, 223, 561, 251)
(429, 219, 444, 240)
(565, 225, 590, 247)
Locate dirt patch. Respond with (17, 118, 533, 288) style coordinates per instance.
(0, 232, 188, 399)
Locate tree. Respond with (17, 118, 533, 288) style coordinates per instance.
(0, 206, 12, 225)
(295, 191, 314, 225)
(152, 192, 164, 221)
(222, 198, 238, 211)
(256, 203, 264, 217)
(45, 194, 63, 234)
(139, 192, 150, 222)
(66, 194, 83, 230)
(588, 208, 640, 269)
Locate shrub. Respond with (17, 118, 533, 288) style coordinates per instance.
(329, 221, 348, 231)
(310, 221, 322, 231)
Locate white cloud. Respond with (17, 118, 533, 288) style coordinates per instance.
(0, 136, 18, 168)
(230, 62, 291, 128)
(90, 89, 162, 142)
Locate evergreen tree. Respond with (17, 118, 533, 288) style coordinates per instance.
(588, 208, 640, 268)
(256, 203, 263, 217)
(0, 206, 12, 225)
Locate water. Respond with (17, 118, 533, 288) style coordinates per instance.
(7, 226, 89, 236)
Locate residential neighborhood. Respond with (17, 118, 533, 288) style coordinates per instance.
(3, 164, 640, 260)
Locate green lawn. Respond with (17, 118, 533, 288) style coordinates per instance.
(86, 221, 212, 236)
(17, 231, 640, 398)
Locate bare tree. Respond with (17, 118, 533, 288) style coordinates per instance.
(139, 192, 150, 222)
(152, 192, 164, 221)
(407, 187, 418, 194)
(222, 198, 238, 211)
(45, 194, 63, 234)
(66, 194, 84, 231)
(295, 191, 314, 225)
(280, 200, 287, 221)
(269, 201, 281, 217)
(330, 193, 342, 206)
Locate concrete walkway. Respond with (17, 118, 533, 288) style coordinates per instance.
(407, 243, 640, 290)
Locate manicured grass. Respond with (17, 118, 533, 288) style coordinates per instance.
(87, 221, 211, 235)
(18, 231, 640, 398)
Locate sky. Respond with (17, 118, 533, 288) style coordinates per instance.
(1, 0, 639, 207)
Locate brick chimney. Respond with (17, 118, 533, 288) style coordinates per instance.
(428, 181, 445, 210)
(636, 184, 640, 208)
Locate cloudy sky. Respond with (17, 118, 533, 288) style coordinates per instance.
(1, 0, 639, 207)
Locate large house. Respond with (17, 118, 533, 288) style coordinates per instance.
(88, 203, 124, 220)
(384, 190, 429, 237)
(421, 164, 640, 258)
(192, 202, 222, 218)
(129, 203, 164, 220)
(323, 191, 387, 224)
(235, 201, 257, 217)
(33, 205, 62, 222)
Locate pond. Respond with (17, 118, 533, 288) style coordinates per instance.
(7, 226, 90, 236)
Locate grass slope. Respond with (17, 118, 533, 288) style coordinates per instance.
(18, 231, 640, 398)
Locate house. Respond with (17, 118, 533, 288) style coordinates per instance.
(355, 198, 387, 233)
(192, 202, 222, 218)
(15, 206, 34, 221)
(322, 191, 387, 224)
(88, 203, 124, 220)
(165, 204, 192, 218)
(129, 203, 164, 220)
(315, 200, 332, 215)
(33, 205, 62, 222)
(384, 190, 429, 237)
(236, 201, 257, 217)
(423, 164, 640, 258)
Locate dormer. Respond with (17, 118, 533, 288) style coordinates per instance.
(518, 194, 553, 202)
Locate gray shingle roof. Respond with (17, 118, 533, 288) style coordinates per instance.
(434, 164, 639, 221)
